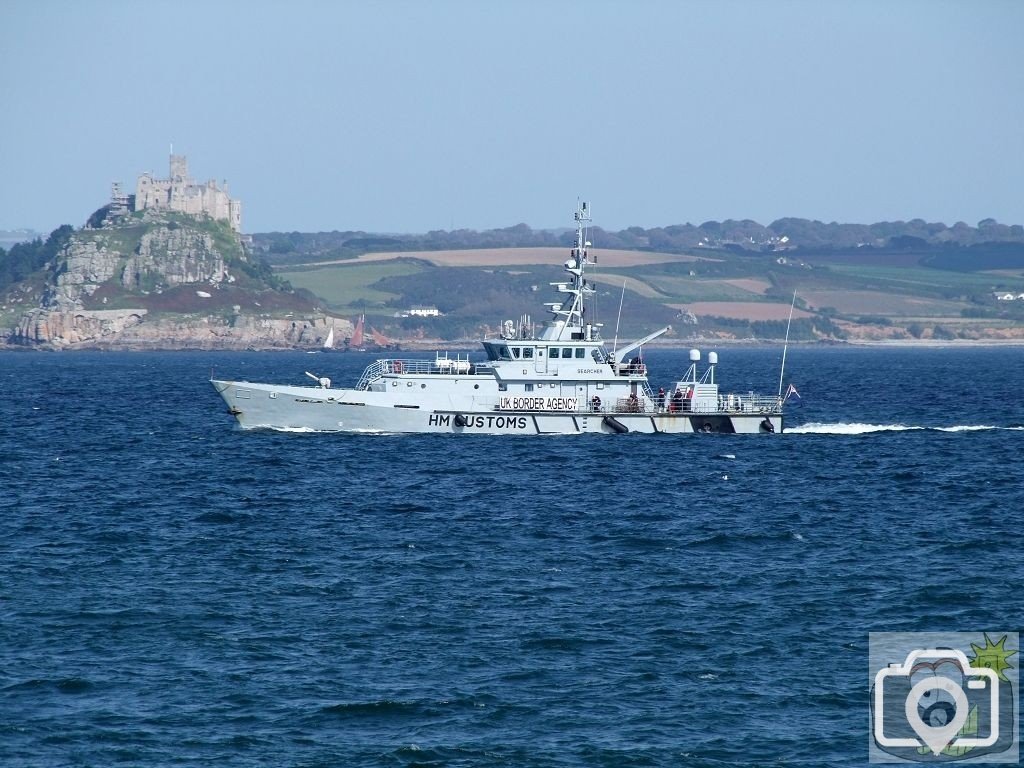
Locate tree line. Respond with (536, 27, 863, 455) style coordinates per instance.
(0, 225, 74, 293)
(254, 217, 1024, 265)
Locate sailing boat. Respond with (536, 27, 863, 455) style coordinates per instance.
(323, 324, 335, 351)
(347, 314, 366, 352)
(369, 327, 390, 348)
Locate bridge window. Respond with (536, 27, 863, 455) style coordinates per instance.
(562, 348, 572, 358)
(511, 347, 521, 359)
(575, 348, 586, 358)
(522, 347, 534, 359)
(549, 348, 559, 359)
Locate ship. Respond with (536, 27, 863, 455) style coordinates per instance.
(211, 203, 788, 434)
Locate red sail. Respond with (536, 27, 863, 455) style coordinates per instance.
(350, 315, 364, 347)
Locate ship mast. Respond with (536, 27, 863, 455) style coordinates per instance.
(545, 202, 597, 340)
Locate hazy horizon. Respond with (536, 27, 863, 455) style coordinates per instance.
(2, 0, 1022, 235)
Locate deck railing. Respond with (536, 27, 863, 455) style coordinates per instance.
(355, 358, 493, 390)
(355, 359, 783, 414)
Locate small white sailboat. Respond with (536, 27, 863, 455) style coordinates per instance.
(323, 324, 335, 350)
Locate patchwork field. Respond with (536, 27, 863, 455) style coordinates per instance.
(271, 244, 1024, 339)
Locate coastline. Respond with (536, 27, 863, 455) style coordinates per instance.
(5, 336, 1024, 352)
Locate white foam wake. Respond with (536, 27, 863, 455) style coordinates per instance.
(788, 423, 1022, 435)
(787, 422, 920, 434)
(263, 426, 328, 433)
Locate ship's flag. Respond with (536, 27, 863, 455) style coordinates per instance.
(785, 383, 801, 399)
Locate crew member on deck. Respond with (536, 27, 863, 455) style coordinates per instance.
(670, 388, 683, 413)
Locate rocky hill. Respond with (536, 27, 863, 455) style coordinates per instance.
(0, 210, 348, 350)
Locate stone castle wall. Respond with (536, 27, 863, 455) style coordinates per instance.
(135, 154, 242, 232)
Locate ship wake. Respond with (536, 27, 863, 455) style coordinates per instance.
(788, 422, 1024, 435)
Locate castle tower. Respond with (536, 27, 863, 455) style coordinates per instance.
(170, 154, 189, 183)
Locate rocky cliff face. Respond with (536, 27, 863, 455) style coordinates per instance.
(43, 238, 120, 309)
(12, 308, 341, 349)
(122, 228, 227, 291)
(15, 308, 147, 346)
(6, 211, 346, 350)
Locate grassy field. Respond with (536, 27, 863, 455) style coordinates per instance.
(632, 274, 770, 302)
(279, 260, 426, 309)
(826, 264, 1024, 293)
(800, 289, 970, 317)
(588, 274, 672, 299)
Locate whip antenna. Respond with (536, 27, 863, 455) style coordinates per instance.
(777, 291, 796, 400)
(612, 280, 626, 356)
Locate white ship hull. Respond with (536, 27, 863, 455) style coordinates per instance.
(212, 379, 782, 434)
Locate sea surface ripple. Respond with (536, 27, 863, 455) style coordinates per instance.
(1, 346, 1022, 766)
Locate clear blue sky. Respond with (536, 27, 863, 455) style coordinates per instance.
(2, 0, 1022, 234)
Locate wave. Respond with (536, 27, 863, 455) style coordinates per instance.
(254, 425, 328, 433)
(787, 422, 1024, 435)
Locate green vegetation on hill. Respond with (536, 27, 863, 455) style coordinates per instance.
(0, 225, 74, 293)
(0, 211, 307, 328)
(102, 211, 288, 291)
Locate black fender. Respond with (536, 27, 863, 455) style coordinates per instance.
(603, 415, 629, 434)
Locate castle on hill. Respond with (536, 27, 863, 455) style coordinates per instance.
(127, 153, 242, 232)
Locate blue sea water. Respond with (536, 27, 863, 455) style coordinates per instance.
(1, 346, 1022, 767)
